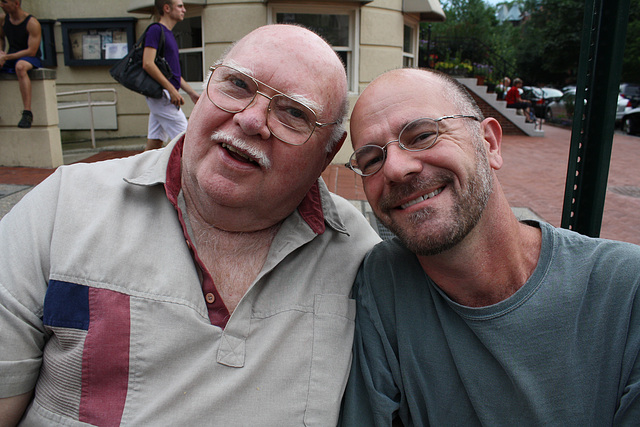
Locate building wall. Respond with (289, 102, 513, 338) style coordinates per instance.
(24, 0, 433, 163)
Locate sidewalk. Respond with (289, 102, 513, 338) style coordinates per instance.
(1, 126, 639, 245)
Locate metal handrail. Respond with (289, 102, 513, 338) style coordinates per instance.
(57, 89, 118, 149)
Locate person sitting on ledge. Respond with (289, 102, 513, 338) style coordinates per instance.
(0, 0, 42, 128)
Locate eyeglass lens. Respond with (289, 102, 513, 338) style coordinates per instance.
(207, 65, 317, 145)
(349, 118, 439, 176)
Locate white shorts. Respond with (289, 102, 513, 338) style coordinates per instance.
(146, 90, 188, 141)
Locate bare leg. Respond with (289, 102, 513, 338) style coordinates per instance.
(145, 139, 164, 151)
(15, 60, 34, 111)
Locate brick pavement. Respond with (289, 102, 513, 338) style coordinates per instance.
(2, 128, 639, 245)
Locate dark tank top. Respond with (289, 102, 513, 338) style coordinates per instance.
(3, 14, 41, 56)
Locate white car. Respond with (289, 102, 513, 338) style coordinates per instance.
(621, 106, 640, 135)
(616, 94, 633, 124)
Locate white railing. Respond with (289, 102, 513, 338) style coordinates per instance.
(57, 89, 118, 149)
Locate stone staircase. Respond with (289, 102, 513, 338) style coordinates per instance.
(456, 77, 544, 137)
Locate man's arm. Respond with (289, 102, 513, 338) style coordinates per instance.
(0, 391, 33, 427)
(142, 46, 183, 107)
(180, 76, 200, 104)
(0, 15, 6, 66)
(0, 15, 5, 52)
(0, 16, 41, 64)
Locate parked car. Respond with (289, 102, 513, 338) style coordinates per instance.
(619, 83, 640, 108)
(548, 89, 632, 127)
(616, 94, 633, 124)
(521, 86, 563, 118)
(545, 88, 579, 122)
(620, 106, 640, 135)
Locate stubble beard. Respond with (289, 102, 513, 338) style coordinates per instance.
(377, 143, 494, 256)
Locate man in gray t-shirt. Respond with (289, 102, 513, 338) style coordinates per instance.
(340, 67, 640, 426)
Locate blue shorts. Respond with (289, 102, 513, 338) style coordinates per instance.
(1, 56, 42, 73)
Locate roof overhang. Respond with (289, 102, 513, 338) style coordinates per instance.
(129, 0, 373, 14)
(403, 0, 446, 22)
(127, 0, 206, 15)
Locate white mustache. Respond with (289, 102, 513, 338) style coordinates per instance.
(210, 130, 272, 169)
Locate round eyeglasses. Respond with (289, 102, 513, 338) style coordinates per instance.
(206, 64, 340, 146)
(345, 115, 481, 176)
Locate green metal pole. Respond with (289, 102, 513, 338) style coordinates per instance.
(561, 0, 631, 236)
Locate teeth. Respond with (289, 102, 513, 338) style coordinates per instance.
(400, 187, 443, 209)
(222, 143, 255, 163)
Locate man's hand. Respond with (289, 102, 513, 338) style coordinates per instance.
(168, 86, 185, 107)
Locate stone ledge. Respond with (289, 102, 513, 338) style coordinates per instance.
(0, 68, 57, 80)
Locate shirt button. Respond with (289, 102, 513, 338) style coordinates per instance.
(205, 293, 215, 304)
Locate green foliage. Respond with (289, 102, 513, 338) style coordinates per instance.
(422, 0, 639, 86)
(421, 0, 519, 81)
(622, 0, 640, 83)
(517, 0, 584, 86)
(434, 59, 474, 75)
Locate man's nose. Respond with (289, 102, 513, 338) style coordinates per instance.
(232, 94, 272, 140)
(381, 144, 423, 183)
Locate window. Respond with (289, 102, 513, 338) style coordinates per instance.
(403, 21, 418, 68)
(269, 5, 359, 92)
(173, 14, 203, 83)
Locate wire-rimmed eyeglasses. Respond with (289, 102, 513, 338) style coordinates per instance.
(206, 64, 340, 146)
(345, 115, 481, 176)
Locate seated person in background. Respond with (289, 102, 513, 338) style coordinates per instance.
(0, 0, 42, 128)
(494, 76, 510, 100)
(505, 77, 535, 122)
(0, 24, 380, 425)
(340, 67, 640, 426)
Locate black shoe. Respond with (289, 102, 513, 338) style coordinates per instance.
(18, 110, 33, 128)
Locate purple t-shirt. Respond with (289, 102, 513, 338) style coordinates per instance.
(144, 23, 181, 91)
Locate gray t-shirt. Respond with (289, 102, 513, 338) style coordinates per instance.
(341, 221, 640, 426)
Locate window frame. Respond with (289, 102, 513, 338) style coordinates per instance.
(403, 17, 419, 68)
(172, 7, 204, 87)
(267, 3, 360, 93)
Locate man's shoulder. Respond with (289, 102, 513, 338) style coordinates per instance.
(26, 14, 41, 29)
(359, 238, 420, 282)
(542, 222, 640, 287)
(547, 221, 640, 258)
(144, 23, 164, 47)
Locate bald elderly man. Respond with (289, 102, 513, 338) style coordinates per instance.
(0, 25, 380, 425)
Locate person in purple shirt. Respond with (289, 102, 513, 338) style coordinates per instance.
(142, 0, 199, 151)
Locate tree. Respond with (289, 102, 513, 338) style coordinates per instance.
(622, 0, 640, 83)
(421, 0, 519, 81)
(517, 0, 584, 86)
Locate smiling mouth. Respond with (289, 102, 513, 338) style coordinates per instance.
(400, 187, 444, 209)
(222, 143, 259, 166)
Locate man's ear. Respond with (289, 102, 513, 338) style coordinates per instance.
(322, 131, 348, 170)
(482, 118, 503, 171)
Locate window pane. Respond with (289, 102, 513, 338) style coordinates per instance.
(173, 17, 202, 49)
(180, 51, 203, 82)
(276, 13, 349, 46)
(403, 25, 413, 54)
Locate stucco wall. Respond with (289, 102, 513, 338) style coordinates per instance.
(21, 0, 429, 163)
